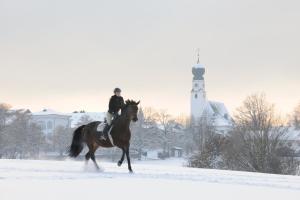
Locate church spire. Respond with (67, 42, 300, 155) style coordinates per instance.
(196, 48, 200, 64)
(191, 49, 207, 121)
(192, 48, 205, 80)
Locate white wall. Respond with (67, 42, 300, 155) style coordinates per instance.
(31, 115, 70, 136)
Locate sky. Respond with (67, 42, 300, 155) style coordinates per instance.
(0, 0, 300, 116)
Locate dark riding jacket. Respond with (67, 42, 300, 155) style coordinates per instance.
(108, 95, 125, 115)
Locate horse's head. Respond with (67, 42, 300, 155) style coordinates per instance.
(122, 100, 140, 122)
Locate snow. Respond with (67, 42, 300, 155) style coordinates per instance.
(208, 101, 230, 117)
(32, 109, 70, 116)
(0, 158, 300, 200)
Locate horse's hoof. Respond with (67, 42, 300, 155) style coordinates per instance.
(94, 167, 100, 172)
(129, 170, 134, 174)
(117, 161, 122, 167)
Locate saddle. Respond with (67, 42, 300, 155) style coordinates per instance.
(96, 114, 119, 132)
(97, 115, 120, 146)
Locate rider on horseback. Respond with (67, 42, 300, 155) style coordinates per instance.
(100, 87, 125, 140)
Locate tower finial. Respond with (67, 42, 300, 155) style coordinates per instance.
(196, 48, 200, 64)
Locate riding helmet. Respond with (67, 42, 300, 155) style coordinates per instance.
(114, 88, 121, 93)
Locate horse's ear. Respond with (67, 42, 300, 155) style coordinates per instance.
(136, 101, 140, 105)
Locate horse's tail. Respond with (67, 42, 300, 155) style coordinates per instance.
(68, 125, 86, 158)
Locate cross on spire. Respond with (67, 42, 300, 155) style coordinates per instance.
(196, 48, 200, 64)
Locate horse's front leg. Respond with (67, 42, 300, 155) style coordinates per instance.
(118, 148, 125, 167)
(125, 146, 133, 173)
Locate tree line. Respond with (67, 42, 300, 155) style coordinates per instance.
(1, 93, 300, 176)
(0, 103, 187, 160)
(0, 104, 74, 159)
(188, 93, 300, 175)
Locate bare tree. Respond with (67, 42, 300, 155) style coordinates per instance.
(130, 108, 147, 159)
(174, 114, 190, 127)
(52, 126, 73, 156)
(75, 114, 94, 127)
(2, 109, 31, 158)
(222, 93, 299, 174)
(188, 117, 224, 168)
(155, 109, 173, 156)
(291, 102, 300, 129)
(131, 107, 164, 158)
(1, 109, 45, 158)
(0, 103, 11, 131)
(142, 107, 158, 127)
(193, 117, 217, 152)
(0, 103, 12, 157)
(25, 123, 45, 158)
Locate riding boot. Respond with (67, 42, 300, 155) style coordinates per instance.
(100, 124, 111, 140)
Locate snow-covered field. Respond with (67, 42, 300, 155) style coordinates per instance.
(0, 158, 300, 200)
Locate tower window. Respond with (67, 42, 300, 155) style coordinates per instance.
(47, 121, 53, 129)
(194, 83, 198, 87)
(195, 94, 198, 99)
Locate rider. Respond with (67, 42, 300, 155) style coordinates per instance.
(100, 87, 125, 140)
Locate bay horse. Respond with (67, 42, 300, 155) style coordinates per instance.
(68, 100, 140, 173)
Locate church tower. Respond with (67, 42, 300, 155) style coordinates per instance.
(191, 52, 207, 121)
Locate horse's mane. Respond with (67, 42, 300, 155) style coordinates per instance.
(125, 99, 139, 106)
(121, 100, 139, 115)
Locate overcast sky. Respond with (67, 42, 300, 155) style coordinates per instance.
(0, 0, 299, 116)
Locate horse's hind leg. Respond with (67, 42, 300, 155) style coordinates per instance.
(89, 144, 100, 170)
(90, 152, 100, 170)
(118, 148, 125, 167)
(85, 152, 91, 165)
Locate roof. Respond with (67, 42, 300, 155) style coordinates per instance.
(156, 122, 185, 133)
(32, 109, 71, 116)
(32, 109, 106, 127)
(202, 101, 232, 127)
(286, 127, 300, 141)
(171, 147, 183, 150)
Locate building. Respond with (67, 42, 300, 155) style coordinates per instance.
(190, 54, 232, 133)
(32, 109, 106, 136)
(286, 127, 300, 155)
(170, 147, 183, 158)
(31, 109, 71, 136)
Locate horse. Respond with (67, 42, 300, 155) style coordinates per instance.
(68, 99, 140, 173)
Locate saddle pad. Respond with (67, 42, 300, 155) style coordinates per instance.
(96, 122, 106, 132)
(97, 122, 115, 146)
